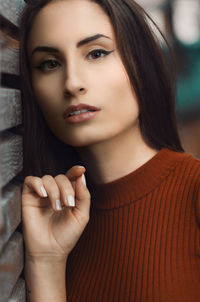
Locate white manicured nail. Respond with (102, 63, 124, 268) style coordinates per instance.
(56, 200, 62, 211)
(82, 174, 86, 186)
(41, 186, 48, 197)
(67, 195, 75, 207)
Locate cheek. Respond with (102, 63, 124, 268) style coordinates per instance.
(31, 76, 59, 111)
(102, 63, 139, 116)
(31, 79, 64, 133)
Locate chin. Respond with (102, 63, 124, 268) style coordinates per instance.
(59, 136, 95, 148)
(63, 135, 107, 148)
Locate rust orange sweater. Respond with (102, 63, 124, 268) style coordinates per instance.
(66, 148, 200, 301)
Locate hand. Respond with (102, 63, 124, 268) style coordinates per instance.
(22, 166, 90, 261)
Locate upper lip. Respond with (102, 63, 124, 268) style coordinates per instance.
(63, 103, 101, 119)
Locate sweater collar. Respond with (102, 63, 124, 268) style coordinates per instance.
(87, 148, 189, 210)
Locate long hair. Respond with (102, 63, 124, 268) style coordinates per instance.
(19, 0, 184, 177)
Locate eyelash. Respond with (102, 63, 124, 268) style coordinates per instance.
(35, 49, 114, 72)
(87, 49, 113, 60)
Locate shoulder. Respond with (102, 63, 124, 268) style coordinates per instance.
(173, 151, 200, 181)
(171, 151, 200, 228)
(177, 152, 200, 224)
(165, 150, 200, 202)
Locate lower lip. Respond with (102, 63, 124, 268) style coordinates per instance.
(64, 111, 100, 124)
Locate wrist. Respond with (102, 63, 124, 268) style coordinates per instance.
(25, 252, 68, 265)
(24, 255, 67, 302)
(25, 256, 67, 280)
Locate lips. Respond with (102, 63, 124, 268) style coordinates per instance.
(63, 103, 101, 119)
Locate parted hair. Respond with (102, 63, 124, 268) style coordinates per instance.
(20, 0, 184, 178)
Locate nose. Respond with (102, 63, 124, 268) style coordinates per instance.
(63, 61, 87, 97)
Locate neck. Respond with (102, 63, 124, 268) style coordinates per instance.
(75, 126, 158, 185)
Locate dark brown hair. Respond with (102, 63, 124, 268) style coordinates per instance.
(20, 0, 184, 178)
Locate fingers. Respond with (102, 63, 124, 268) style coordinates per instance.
(54, 174, 75, 208)
(43, 174, 75, 211)
(23, 174, 75, 212)
(23, 176, 48, 197)
(23, 166, 91, 216)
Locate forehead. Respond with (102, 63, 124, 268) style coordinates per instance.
(28, 0, 114, 52)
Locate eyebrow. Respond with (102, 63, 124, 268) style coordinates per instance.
(31, 34, 111, 57)
(77, 34, 111, 47)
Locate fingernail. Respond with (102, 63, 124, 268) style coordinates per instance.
(77, 165, 85, 169)
(56, 199, 62, 211)
(41, 186, 48, 197)
(82, 174, 86, 186)
(67, 195, 75, 207)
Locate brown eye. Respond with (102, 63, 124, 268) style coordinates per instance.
(87, 49, 113, 60)
(36, 59, 60, 71)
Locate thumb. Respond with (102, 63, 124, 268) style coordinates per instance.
(65, 165, 86, 181)
(73, 173, 91, 215)
(66, 166, 91, 214)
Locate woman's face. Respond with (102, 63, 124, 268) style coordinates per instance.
(28, 0, 140, 147)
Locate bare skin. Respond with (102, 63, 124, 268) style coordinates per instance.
(22, 166, 90, 259)
(28, 0, 158, 185)
(23, 0, 158, 301)
(23, 166, 90, 301)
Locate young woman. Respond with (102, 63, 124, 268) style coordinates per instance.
(20, 0, 200, 301)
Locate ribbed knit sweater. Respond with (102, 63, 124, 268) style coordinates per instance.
(66, 148, 200, 301)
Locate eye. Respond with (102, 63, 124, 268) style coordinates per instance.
(36, 59, 61, 72)
(87, 49, 114, 60)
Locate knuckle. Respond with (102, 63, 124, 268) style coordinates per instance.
(32, 178, 42, 186)
(54, 174, 68, 182)
(42, 174, 54, 182)
(24, 175, 33, 183)
(24, 176, 41, 185)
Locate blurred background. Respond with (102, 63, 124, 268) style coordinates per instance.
(138, 0, 200, 158)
